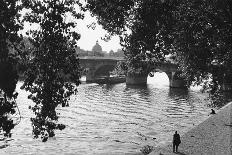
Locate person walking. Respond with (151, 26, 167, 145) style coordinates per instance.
(173, 131, 181, 152)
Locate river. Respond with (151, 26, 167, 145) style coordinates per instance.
(0, 73, 215, 155)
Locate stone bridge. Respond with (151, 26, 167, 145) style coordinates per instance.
(79, 56, 186, 88)
(126, 62, 186, 88)
(79, 56, 124, 82)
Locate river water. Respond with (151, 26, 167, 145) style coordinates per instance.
(0, 73, 214, 155)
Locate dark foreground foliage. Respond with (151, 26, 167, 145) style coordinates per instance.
(87, 0, 232, 106)
(20, 0, 85, 141)
(1, 0, 85, 141)
(0, 0, 22, 138)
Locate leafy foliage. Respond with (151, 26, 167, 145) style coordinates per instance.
(0, 0, 22, 138)
(166, 0, 232, 106)
(87, 0, 134, 35)
(88, 0, 232, 101)
(171, 0, 232, 89)
(20, 0, 84, 141)
(110, 61, 127, 76)
(87, 0, 177, 75)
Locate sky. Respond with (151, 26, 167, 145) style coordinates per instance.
(75, 12, 122, 52)
(21, 10, 122, 52)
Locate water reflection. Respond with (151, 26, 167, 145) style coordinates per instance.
(125, 84, 152, 102)
(101, 83, 116, 91)
(168, 87, 189, 99)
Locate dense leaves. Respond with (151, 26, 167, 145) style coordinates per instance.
(20, 0, 83, 141)
(87, 0, 177, 76)
(171, 0, 232, 88)
(87, 0, 134, 35)
(169, 0, 232, 105)
(0, 0, 22, 138)
(88, 0, 232, 96)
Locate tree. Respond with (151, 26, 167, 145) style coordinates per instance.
(0, 0, 23, 138)
(87, 0, 177, 76)
(167, 0, 232, 106)
(114, 49, 124, 57)
(170, 0, 232, 91)
(88, 0, 232, 92)
(21, 0, 85, 141)
(108, 50, 114, 57)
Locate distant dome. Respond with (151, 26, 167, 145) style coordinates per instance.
(92, 40, 102, 53)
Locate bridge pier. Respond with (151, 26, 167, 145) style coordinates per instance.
(169, 79, 187, 88)
(86, 68, 95, 82)
(166, 72, 187, 88)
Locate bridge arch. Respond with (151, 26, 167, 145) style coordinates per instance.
(126, 63, 187, 88)
(147, 71, 170, 86)
(79, 57, 123, 82)
(147, 70, 186, 88)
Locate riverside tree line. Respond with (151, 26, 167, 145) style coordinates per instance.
(0, 0, 231, 141)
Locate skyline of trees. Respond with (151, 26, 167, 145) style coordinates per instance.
(0, 0, 85, 141)
(20, 0, 84, 141)
(75, 44, 124, 57)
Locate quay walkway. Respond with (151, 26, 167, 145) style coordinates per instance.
(149, 102, 232, 155)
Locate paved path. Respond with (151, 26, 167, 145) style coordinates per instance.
(149, 102, 232, 155)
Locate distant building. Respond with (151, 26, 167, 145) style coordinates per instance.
(92, 40, 102, 53)
(75, 41, 123, 57)
(90, 40, 104, 57)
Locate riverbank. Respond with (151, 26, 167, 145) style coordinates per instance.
(150, 102, 232, 155)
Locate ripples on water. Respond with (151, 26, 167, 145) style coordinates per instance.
(0, 73, 213, 155)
